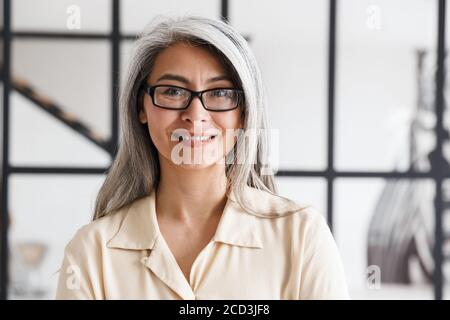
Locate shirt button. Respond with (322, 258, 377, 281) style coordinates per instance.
(140, 257, 148, 264)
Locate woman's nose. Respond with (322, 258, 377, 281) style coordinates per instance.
(180, 95, 210, 123)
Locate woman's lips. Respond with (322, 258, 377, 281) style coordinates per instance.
(171, 132, 218, 148)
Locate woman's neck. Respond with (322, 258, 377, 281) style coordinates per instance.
(155, 157, 228, 226)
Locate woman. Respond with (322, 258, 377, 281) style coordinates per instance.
(55, 15, 349, 300)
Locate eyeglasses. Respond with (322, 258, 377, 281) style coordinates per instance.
(141, 84, 244, 112)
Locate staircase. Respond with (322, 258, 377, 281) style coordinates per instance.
(0, 67, 112, 153)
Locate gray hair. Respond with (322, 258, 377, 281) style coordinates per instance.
(93, 15, 286, 220)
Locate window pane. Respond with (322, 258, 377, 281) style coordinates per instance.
(11, 39, 111, 167)
(232, 0, 328, 170)
(10, 92, 111, 167)
(121, 0, 220, 35)
(120, 40, 135, 88)
(13, 0, 111, 33)
(13, 40, 111, 139)
(335, 178, 435, 299)
(8, 175, 104, 299)
(336, 0, 436, 171)
(275, 176, 327, 216)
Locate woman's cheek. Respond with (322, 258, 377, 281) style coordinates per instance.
(149, 128, 168, 154)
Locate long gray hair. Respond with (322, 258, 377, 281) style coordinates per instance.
(93, 15, 282, 220)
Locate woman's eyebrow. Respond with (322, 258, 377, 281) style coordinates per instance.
(156, 73, 189, 84)
(156, 73, 232, 84)
(206, 75, 232, 83)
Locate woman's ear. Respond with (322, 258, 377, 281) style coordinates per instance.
(138, 108, 148, 124)
(138, 91, 148, 124)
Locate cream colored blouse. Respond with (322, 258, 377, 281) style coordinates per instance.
(55, 185, 350, 300)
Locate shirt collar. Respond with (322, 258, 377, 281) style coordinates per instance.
(107, 185, 262, 250)
(107, 185, 300, 251)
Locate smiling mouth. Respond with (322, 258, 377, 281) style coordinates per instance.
(171, 132, 218, 142)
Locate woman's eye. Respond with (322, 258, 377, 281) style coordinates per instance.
(163, 87, 184, 96)
(212, 89, 229, 97)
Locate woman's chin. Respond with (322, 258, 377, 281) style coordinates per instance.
(174, 160, 219, 170)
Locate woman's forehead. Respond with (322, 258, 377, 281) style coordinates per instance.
(148, 42, 232, 84)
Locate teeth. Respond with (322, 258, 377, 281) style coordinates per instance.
(185, 135, 212, 141)
(173, 133, 215, 141)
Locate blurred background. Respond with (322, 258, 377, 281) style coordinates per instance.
(0, 0, 449, 300)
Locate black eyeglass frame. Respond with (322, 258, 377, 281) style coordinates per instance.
(141, 84, 244, 112)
